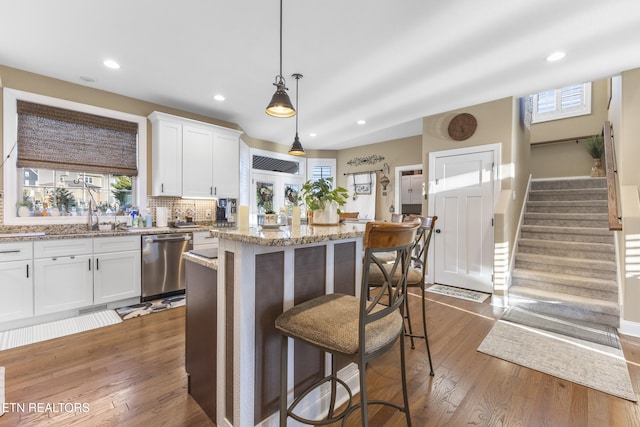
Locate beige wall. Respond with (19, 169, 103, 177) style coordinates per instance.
(0, 65, 294, 193)
(336, 135, 422, 221)
(529, 78, 610, 179)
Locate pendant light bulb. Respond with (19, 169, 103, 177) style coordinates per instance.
(266, 0, 296, 118)
(289, 73, 305, 156)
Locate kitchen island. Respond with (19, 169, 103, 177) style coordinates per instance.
(196, 223, 367, 427)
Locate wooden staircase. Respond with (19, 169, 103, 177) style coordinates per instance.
(508, 177, 620, 328)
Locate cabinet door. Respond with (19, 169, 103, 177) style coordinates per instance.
(182, 125, 215, 198)
(0, 260, 33, 322)
(410, 175, 423, 204)
(94, 250, 141, 304)
(152, 119, 183, 196)
(34, 255, 93, 315)
(401, 176, 413, 205)
(212, 131, 240, 198)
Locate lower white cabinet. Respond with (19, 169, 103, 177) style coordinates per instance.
(32, 236, 141, 316)
(93, 236, 141, 304)
(34, 253, 93, 315)
(0, 242, 34, 322)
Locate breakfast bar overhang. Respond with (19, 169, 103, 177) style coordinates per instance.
(210, 223, 367, 427)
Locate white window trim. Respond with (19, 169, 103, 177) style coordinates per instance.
(2, 88, 147, 225)
(530, 82, 592, 124)
(306, 158, 337, 183)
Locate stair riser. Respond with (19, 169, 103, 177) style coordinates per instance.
(520, 231, 614, 244)
(510, 277, 618, 300)
(517, 245, 616, 262)
(529, 192, 607, 202)
(526, 205, 607, 214)
(507, 295, 620, 328)
(515, 260, 616, 281)
(523, 218, 609, 228)
(530, 179, 607, 191)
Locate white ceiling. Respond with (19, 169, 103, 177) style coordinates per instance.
(1, 0, 640, 151)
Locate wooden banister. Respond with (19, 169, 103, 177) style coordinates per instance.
(603, 121, 622, 231)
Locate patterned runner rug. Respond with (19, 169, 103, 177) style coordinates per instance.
(478, 308, 637, 401)
(115, 295, 185, 320)
(426, 284, 490, 303)
(0, 310, 122, 351)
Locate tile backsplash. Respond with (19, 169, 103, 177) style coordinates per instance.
(0, 194, 220, 234)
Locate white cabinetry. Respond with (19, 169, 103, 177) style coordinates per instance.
(182, 125, 215, 198)
(0, 241, 33, 322)
(150, 116, 183, 196)
(192, 231, 218, 250)
(93, 236, 141, 304)
(148, 111, 242, 198)
(212, 130, 240, 198)
(34, 239, 93, 315)
(401, 174, 423, 205)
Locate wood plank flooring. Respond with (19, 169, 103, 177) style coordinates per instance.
(0, 291, 639, 426)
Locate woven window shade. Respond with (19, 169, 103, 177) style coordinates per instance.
(16, 100, 139, 176)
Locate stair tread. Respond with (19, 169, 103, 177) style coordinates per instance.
(515, 252, 616, 270)
(509, 286, 620, 314)
(520, 225, 612, 235)
(524, 212, 608, 219)
(511, 267, 617, 289)
(518, 238, 614, 250)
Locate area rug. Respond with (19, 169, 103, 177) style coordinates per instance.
(478, 308, 637, 401)
(0, 310, 122, 351)
(426, 284, 490, 303)
(115, 295, 185, 320)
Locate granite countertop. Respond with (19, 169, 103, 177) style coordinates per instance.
(0, 225, 213, 243)
(183, 251, 219, 270)
(210, 223, 367, 247)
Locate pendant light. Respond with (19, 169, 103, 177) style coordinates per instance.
(266, 0, 296, 118)
(288, 73, 305, 156)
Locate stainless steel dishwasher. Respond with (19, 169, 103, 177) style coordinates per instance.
(141, 233, 193, 301)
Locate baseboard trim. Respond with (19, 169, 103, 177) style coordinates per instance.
(619, 319, 640, 338)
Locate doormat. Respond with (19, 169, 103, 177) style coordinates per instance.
(115, 295, 185, 320)
(426, 284, 490, 303)
(478, 315, 637, 401)
(0, 310, 122, 351)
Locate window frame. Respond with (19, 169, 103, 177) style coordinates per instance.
(530, 82, 592, 124)
(3, 88, 147, 226)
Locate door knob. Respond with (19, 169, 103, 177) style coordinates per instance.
(435, 229, 441, 233)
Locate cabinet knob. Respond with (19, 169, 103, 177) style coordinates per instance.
(435, 229, 441, 233)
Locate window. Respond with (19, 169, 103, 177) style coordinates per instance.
(3, 88, 147, 225)
(529, 82, 592, 123)
(306, 158, 336, 184)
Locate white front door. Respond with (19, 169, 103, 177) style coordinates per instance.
(431, 147, 496, 293)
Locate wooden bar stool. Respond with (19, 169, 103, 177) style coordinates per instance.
(275, 219, 420, 426)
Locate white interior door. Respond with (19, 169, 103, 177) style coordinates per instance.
(431, 148, 495, 293)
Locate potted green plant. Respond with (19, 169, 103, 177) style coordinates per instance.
(264, 209, 278, 225)
(585, 134, 605, 177)
(300, 177, 350, 225)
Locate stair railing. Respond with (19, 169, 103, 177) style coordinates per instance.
(603, 121, 622, 231)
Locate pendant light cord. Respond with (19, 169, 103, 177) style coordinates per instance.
(279, 0, 283, 82)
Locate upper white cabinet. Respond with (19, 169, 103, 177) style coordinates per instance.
(149, 115, 183, 196)
(148, 111, 242, 198)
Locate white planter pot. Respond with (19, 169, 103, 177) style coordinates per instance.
(312, 201, 339, 225)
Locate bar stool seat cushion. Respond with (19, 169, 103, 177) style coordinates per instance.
(276, 293, 403, 356)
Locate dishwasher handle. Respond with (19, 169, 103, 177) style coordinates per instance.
(144, 234, 192, 243)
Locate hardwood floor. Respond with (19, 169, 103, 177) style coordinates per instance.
(1, 292, 639, 426)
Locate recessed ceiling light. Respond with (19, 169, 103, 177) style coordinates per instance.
(357, 120, 366, 125)
(546, 51, 566, 62)
(309, 132, 317, 137)
(103, 59, 120, 69)
(214, 94, 225, 101)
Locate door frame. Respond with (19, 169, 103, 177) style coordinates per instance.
(393, 163, 422, 214)
(426, 143, 501, 287)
